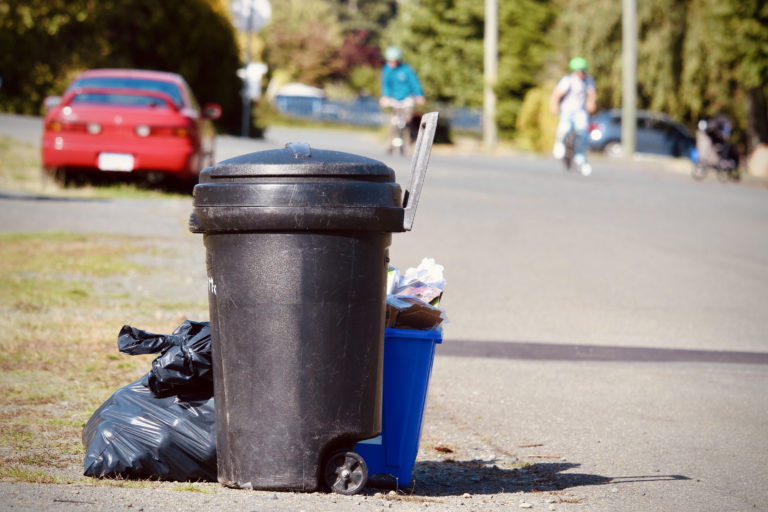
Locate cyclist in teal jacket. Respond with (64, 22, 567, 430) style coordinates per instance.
(380, 46, 425, 107)
(380, 46, 425, 153)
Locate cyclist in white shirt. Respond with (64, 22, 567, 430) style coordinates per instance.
(550, 57, 597, 176)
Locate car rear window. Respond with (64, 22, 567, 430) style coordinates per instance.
(70, 92, 173, 109)
(71, 77, 184, 107)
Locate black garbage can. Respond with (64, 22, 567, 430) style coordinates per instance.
(189, 115, 437, 493)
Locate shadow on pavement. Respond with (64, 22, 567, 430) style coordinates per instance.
(0, 191, 109, 202)
(369, 460, 689, 496)
(440, 340, 768, 365)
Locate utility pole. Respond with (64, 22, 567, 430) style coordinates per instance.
(241, 8, 253, 138)
(483, 0, 498, 151)
(231, 0, 271, 138)
(622, 0, 637, 156)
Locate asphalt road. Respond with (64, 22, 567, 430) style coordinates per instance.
(1, 113, 767, 511)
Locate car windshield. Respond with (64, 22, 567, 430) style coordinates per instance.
(70, 92, 173, 109)
(71, 77, 184, 107)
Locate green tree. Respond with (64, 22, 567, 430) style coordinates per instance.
(0, 0, 243, 134)
(385, 0, 555, 135)
(325, 0, 396, 97)
(89, 0, 243, 134)
(333, 0, 397, 34)
(682, 0, 768, 149)
(261, 0, 344, 86)
(386, 0, 484, 107)
(549, 0, 688, 118)
(496, 0, 556, 136)
(0, 0, 104, 113)
(551, 0, 768, 152)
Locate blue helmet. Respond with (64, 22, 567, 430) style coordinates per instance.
(385, 46, 403, 61)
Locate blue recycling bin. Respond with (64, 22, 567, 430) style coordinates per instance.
(354, 327, 442, 485)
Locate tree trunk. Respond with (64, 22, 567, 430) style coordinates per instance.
(746, 87, 768, 151)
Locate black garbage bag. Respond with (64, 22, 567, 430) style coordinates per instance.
(82, 321, 216, 481)
(117, 320, 213, 397)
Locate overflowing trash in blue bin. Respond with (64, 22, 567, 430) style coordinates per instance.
(82, 258, 445, 491)
(386, 257, 446, 330)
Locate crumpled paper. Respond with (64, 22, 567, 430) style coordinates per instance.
(386, 258, 446, 330)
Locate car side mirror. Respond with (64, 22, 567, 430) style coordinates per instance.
(43, 96, 62, 110)
(203, 103, 222, 120)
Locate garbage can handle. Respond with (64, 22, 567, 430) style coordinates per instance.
(403, 112, 438, 231)
(189, 212, 204, 233)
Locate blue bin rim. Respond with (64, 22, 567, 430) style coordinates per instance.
(384, 327, 442, 344)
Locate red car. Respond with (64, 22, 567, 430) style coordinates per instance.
(42, 68, 221, 188)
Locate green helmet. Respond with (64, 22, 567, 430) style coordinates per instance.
(385, 46, 403, 61)
(569, 57, 588, 71)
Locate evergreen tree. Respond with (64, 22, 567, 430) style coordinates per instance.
(386, 0, 555, 135)
(496, 0, 556, 136)
(682, 0, 768, 148)
(552, 0, 768, 151)
(386, 0, 485, 107)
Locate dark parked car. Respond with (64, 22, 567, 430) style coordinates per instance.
(588, 109, 694, 158)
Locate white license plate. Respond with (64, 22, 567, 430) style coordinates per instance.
(98, 153, 134, 172)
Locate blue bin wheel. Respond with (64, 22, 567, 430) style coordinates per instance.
(324, 451, 368, 495)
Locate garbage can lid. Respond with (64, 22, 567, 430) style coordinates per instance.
(200, 142, 395, 181)
(191, 142, 405, 233)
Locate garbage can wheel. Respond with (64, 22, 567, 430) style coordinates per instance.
(324, 451, 368, 495)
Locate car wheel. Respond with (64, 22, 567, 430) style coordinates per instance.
(42, 167, 71, 187)
(41, 166, 57, 188)
(603, 141, 623, 158)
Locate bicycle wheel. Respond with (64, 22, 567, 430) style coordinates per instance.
(563, 132, 574, 170)
(691, 164, 707, 181)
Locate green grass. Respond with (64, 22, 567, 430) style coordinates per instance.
(172, 484, 214, 493)
(0, 231, 207, 483)
(0, 136, 210, 483)
(0, 466, 64, 484)
(0, 137, 41, 190)
(101, 479, 161, 489)
(1, 231, 145, 277)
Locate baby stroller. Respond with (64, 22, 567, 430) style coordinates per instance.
(691, 114, 740, 182)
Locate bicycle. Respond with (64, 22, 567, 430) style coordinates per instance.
(382, 97, 416, 155)
(559, 126, 592, 176)
(562, 128, 575, 170)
